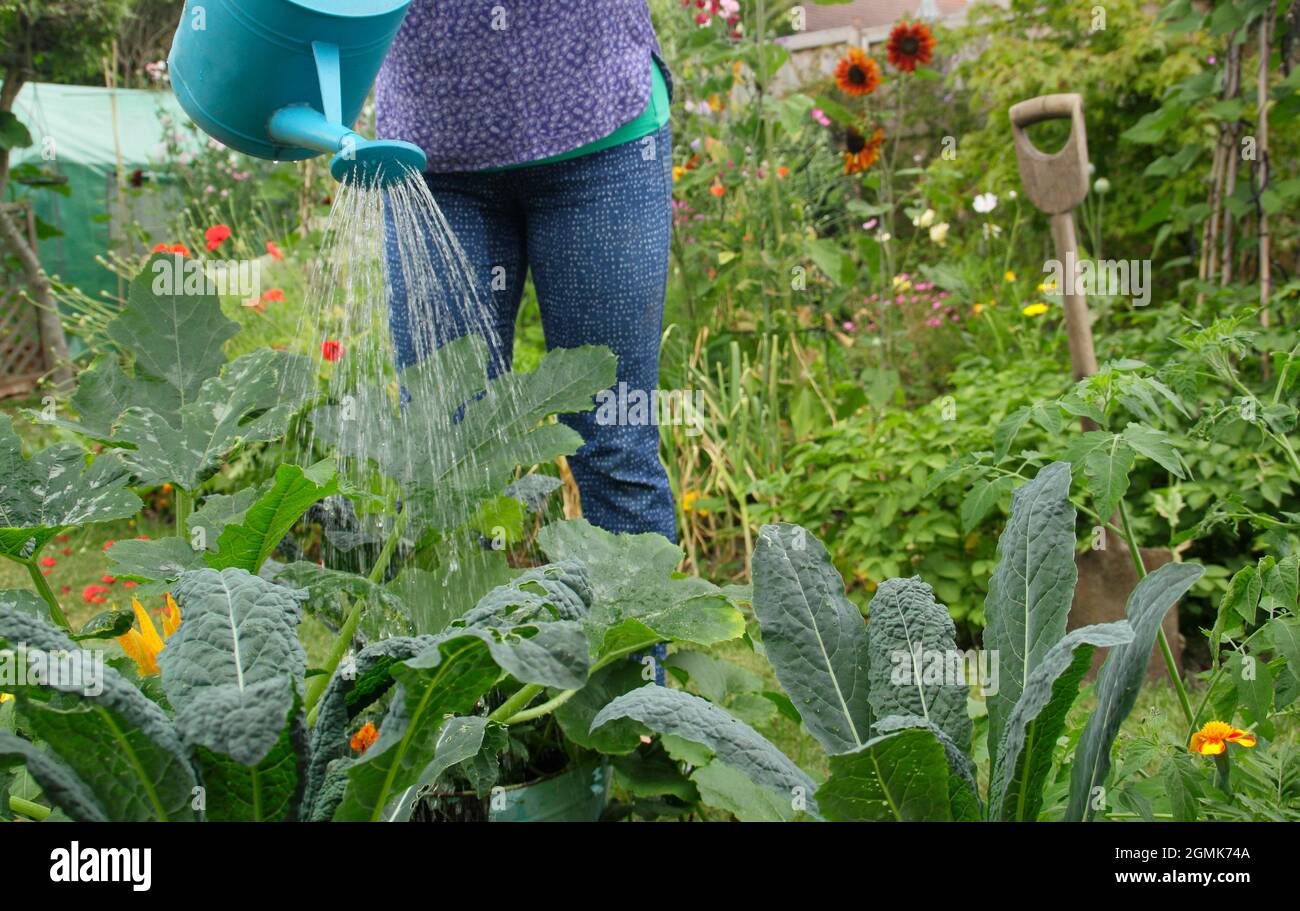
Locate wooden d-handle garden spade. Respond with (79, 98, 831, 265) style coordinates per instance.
(1010, 93, 1099, 386)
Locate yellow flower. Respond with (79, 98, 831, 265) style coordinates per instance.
(892, 274, 912, 292)
(1022, 303, 1049, 317)
(681, 490, 710, 516)
(0, 693, 12, 704)
(1003, 270, 1017, 282)
(672, 165, 685, 182)
(1038, 280, 1058, 293)
(116, 594, 182, 677)
(1189, 721, 1256, 755)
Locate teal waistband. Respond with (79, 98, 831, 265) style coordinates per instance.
(484, 56, 669, 172)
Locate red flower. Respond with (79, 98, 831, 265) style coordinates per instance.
(262, 288, 285, 303)
(82, 584, 110, 604)
(39, 556, 56, 568)
(321, 340, 345, 362)
(835, 48, 881, 96)
(887, 21, 936, 73)
(102, 575, 117, 584)
(102, 540, 116, 550)
(152, 242, 190, 257)
(266, 241, 284, 260)
(60, 586, 71, 594)
(56, 534, 69, 543)
(204, 224, 232, 251)
(124, 581, 138, 588)
(60, 547, 72, 556)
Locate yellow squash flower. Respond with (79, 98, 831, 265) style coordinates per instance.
(1022, 303, 1049, 317)
(116, 594, 182, 677)
(1189, 721, 1256, 755)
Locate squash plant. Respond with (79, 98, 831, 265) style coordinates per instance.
(592, 462, 1205, 821)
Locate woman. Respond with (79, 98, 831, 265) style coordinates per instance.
(376, 0, 676, 542)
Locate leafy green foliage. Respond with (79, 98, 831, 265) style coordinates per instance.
(1067, 562, 1206, 820)
(750, 523, 872, 753)
(160, 568, 308, 821)
(816, 727, 959, 822)
(982, 461, 1078, 769)
(591, 685, 819, 816)
(0, 415, 141, 560)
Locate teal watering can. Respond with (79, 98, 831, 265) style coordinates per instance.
(167, 0, 426, 185)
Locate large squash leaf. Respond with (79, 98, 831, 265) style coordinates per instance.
(989, 621, 1133, 821)
(590, 685, 818, 816)
(313, 336, 615, 532)
(982, 461, 1077, 770)
(105, 536, 206, 582)
(751, 523, 872, 755)
(0, 416, 141, 559)
(815, 727, 956, 822)
(866, 576, 971, 752)
(382, 715, 496, 822)
(1066, 561, 1204, 821)
(114, 348, 316, 491)
(159, 568, 308, 821)
(206, 461, 338, 573)
(0, 609, 197, 821)
(539, 519, 745, 657)
(29, 254, 238, 438)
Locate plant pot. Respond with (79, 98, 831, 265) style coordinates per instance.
(415, 756, 611, 822)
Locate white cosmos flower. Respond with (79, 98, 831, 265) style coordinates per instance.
(929, 222, 950, 245)
(914, 208, 937, 228)
(973, 192, 998, 214)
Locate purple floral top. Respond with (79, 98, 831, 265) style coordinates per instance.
(376, 0, 662, 173)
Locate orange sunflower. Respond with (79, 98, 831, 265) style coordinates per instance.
(887, 21, 936, 73)
(834, 47, 880, 96)
(843, 126, 884, 174)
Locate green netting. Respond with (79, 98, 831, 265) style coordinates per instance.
(7, 82, 193, 302)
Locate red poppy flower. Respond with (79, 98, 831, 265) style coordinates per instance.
(60, 547, 72, 556)
(887, 21, 936, 73)
(60, 586, 72, 594)
(39, 556, 57, 568)
(321, 340, 345, 362)
(152, 242, 190, 257)
(266, 241, 284, 260)
(262, 288, 285, 303)
(82, 584, 110, 604)
(102, 575, 117, 584)
(204, 224, 232, 251)
(102, 540, 116, 551)
(57, 534, 69, 543)
(124, 581, 138, 588)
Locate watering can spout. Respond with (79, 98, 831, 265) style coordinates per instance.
(168, 0, 425, 186)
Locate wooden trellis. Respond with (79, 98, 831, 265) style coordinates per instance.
(0, 202, 48, 399)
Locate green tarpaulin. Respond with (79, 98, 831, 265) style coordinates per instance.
(7, 82, 192, 302)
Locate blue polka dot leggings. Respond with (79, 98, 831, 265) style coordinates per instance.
(385, 123, 677, 543)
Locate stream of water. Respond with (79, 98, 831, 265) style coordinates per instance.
(280, 165, 519, 590)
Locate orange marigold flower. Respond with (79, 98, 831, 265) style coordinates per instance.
(351, 722, 379, 754)
(1189, 721, 1256, 755)
(843, 126, 885, 175)
(777, 165, 790, 178)
(835, 47, 881, 96)
(887, 21, 936, 73)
